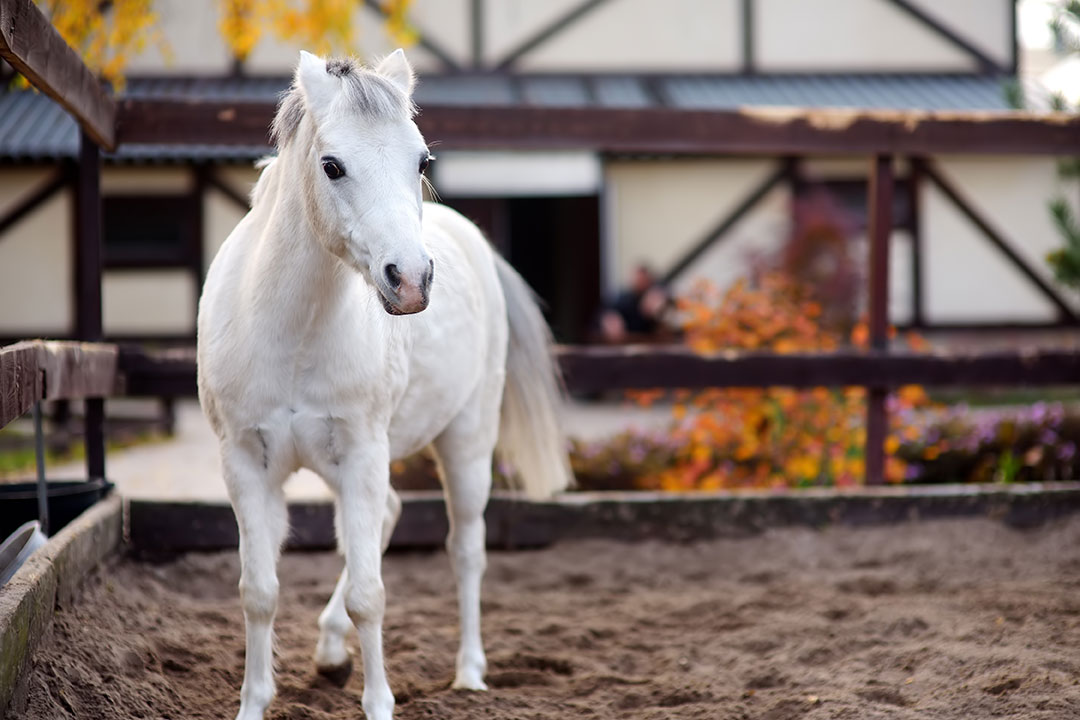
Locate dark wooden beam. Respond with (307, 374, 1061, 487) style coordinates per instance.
(661, 161, 788, 285)
(883, 0, 1007, 75)
(865, 155, 894, 486)
(0, 0, 116, 150)
(0, 167, 67, 241)
(908, 158, 925, 327)
(1010, 0, 1019, 75)
(75, 131, 105, 481)
(470, 0, 484, 70)
(493, 0, 615, 71)
(116, 98, 275, 147)
(922, 160, 1079, 324)
(116, 101, 1080, 157)
(361, 0, 461, 72)
(742, 0, 756, 74)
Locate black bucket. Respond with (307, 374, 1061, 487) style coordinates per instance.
(0, 479, 111, 538)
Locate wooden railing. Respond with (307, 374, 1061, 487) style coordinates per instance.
(3, 0, 1080, 485)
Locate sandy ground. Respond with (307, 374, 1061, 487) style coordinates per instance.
(44, 399, 671, 501)
(17, 516, 1080, 720)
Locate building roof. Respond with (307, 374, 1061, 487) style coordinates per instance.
(0, 73, 1016, 162)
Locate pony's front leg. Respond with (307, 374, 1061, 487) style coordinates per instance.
(223, 442, 289, 720)
(330, 441, 395, 720)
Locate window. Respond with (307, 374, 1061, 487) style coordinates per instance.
(103, 196, 198, 268)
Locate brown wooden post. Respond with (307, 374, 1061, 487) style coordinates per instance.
(75, 130, 105, 481)
(908, 157, 925, 328)
(865, 155, 894, 485)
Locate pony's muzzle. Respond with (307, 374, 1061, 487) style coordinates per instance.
(380, 259, 433, 315)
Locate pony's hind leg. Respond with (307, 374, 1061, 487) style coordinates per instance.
(223, 441, 289, 720)
(314, 488, 401, 684)
(434, 418, 496, 691)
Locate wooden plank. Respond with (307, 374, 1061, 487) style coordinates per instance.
(0, 342, 43, 428)
(37, 342, 118, 400)
(1, 341, 119, 429)
(0, 0, 116, 150)
(117, 344, 1080, 398)
(116, 101, 1080, 156)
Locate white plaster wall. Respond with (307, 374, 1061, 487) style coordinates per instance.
(122, 0, 1010, 76)
(757, 0, 982, 72)
(0, 171, 72, 335)
(923, 156, 1080, 323)
(125, 0, 456, 75)
(604, 158, 783, 294)
(204, 166, 258, 272)
(103, 271, 196, 334)
(510, 0, 742, 72)
(124, 0, 232, 75)
(907, 0, 1014, 68)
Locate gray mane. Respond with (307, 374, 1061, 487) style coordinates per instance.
(270, 56, 417, 149)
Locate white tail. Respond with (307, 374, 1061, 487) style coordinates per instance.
(494, 254, 573, 499)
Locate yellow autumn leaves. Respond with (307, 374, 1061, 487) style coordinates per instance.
(219, 0, 417, 61)
(32, 0, 416, 89)
(38, 0, 165, 90)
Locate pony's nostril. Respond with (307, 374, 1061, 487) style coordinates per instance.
(384, 264, 401, 289)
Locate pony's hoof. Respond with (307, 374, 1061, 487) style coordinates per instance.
(316, 659, 353, 687)
(451, 673, 488, 692)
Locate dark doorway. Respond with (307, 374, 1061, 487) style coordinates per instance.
(442, 195, 601, 343)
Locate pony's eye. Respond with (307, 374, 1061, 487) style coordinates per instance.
(419, 154, 433, 174)
(322, 158, 345, 180)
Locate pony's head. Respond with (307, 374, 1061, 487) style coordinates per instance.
(273, 50, 434, 315)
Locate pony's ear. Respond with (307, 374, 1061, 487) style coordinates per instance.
(296, 51, 339, 111)
(376, 48, 415, 97)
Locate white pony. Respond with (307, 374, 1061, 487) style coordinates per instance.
(197, 49, 570, 720)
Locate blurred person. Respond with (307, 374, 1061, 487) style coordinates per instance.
(599, 264, 672, 342)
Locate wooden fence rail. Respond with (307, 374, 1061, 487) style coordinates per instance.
(5, 339, 1080, 424)
(0, 341, 117, 428)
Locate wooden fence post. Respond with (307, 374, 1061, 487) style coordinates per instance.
(865, 155, 894, 485)
(75, 130, 105, 482)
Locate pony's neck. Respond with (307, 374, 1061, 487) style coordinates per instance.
(249, 138, 353, 332)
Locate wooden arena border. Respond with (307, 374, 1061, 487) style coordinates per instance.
(128, 483, 1080, 554)
(0, 495, 121, 714)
